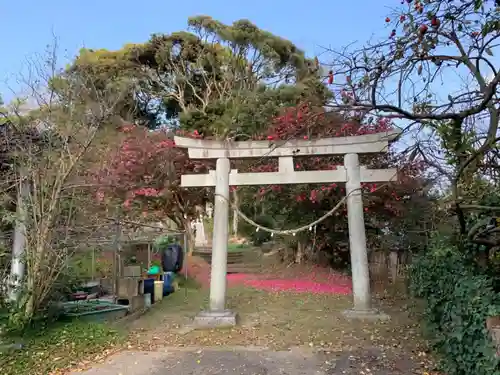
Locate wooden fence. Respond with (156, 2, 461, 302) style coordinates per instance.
(369, 250, 411, 292)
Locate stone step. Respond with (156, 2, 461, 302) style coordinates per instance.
(227, 265, 263, 274)
(193, 252, 260, 262)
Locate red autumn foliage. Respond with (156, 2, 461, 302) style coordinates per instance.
(232, 104, 430, 267)
(94, 125, 211, 229)
(94, 104, 429, 267)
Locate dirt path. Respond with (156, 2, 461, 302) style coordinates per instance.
(70, 346, 425, 375)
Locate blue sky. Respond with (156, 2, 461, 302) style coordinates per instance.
(1, 0, 393, 102)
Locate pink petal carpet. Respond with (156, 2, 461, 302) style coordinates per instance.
(186, 256, 352, 295)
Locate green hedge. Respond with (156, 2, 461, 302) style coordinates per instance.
(239, 215, 274, 246)
(409, 244, 500, 375)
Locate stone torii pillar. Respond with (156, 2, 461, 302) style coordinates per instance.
(175, 131, 400, 326)
(210, 157, 230, 312)
(345, 153, 372, 315)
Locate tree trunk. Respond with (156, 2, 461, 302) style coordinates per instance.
(295, 241, 305, 264)
(183, 218, 195, 254)
(23, 292, 34, 323)
(22, 243, 43, 323)
(477, 251, 489, 268)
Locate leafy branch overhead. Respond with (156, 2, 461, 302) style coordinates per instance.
(328, 0, 499, 234)
(330, 0, 499, 121)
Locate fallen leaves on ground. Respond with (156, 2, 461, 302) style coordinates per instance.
(2, 260, 440, 375)
(127, 284, 438, 374)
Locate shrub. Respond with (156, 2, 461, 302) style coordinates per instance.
(240, 215, 274, 246)
(409, 239, 500, 375)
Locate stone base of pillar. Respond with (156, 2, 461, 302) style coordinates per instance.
(193, 310, 238, 328)
(342, 308, 390, 321)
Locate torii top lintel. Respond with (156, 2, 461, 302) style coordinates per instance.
(174, 129, 401, 159)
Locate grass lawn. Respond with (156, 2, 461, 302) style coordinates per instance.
(227, 243, 253, 252)
(0, 320, 123, 375)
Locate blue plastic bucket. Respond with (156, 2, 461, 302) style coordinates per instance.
(143, 278, 155, 302)
(163, 272, 175, 295)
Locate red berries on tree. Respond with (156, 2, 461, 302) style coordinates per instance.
(431, 16, 440, 29)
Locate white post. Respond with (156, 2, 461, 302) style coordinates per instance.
(147, 243, 151, 269)
(209, 157, 230, 312)
(345, 153, 371, 311)
(232, 190, 239, 236)
(8, 178, 28, 302)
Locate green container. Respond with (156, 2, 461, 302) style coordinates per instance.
(147, 265, 161, 275)
(61, 300, 128, 322)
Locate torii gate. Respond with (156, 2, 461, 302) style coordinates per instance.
(175, 130, 400, 326)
